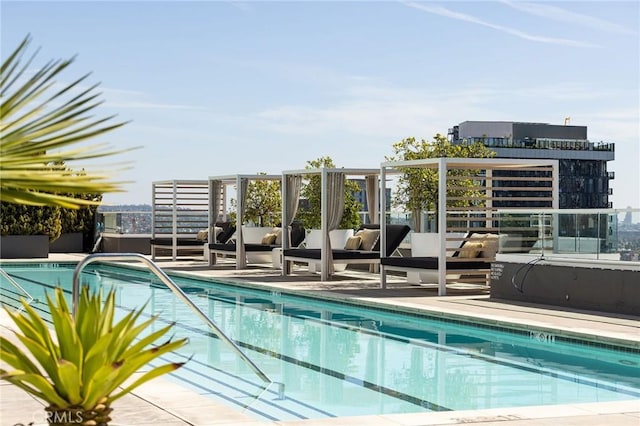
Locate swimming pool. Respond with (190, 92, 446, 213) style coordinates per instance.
(1, 262, 639, 421)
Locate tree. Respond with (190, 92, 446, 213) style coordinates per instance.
(297, 156, 362, 230)
(387, 134, 495, 232)
(244, 175, 281, 227)
(1, 35, 134, 209)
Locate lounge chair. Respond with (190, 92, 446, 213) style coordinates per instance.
(150, 221, 235, 261)
(283, 224, 411, 275)
(209, 222, 305, 266)
(380, 232, 499, 288)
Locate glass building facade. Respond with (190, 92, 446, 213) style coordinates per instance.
(449, 121, 615, 208)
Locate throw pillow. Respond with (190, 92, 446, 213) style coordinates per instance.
(355, 229, 380, 251)
(458, 241, 484, 258)
(196, 229, 208, 241)
(273, 227, 283, 245)
(344, 235, 363, 250)
(261, 233, 277, 245)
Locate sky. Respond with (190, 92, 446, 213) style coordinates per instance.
(2, 1, 639, 210)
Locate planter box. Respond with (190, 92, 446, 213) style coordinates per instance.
(50, 232, 83, 253)
(0, 235, 49, 259)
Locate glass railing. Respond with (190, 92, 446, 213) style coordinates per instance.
(99, 211, 152, 234)
(494, 208, 640, 262)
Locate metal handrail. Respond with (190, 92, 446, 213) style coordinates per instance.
(72, 253, 284, 399)
(0, 268, 34, 312)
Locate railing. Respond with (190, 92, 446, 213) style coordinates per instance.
(99, 211, 152, 234)
(72, 253, 284, 399)
(494, 208, 640, 261)
(0, 268, 34, 313)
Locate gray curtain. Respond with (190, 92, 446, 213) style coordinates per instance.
(238, 178, 249, 219)
(412, 209, 422, 233)
(285, 174, 302, 226)
(323, 172, 345, 275)
(283, 174, 302, 251)
(365, 174, 378, 224)
(236, 178, 249, 267)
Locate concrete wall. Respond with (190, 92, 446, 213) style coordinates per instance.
(490, 260, 640, 315)
(101, 234, 151, 255)
(0, 235, 49, 259)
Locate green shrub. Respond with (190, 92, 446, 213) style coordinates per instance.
(297, 157, 362, 230)
(0, 202, 62, 241)
(59, 192, 102, 250)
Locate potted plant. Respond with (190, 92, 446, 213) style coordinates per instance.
(297, 156, 362, 233)
(1, 285, 188, 426)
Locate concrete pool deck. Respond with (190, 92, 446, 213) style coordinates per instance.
(1, 253, 639, 425)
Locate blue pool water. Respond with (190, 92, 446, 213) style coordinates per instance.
(1, 262, 639, 421)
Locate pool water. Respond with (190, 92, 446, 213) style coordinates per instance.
(1, 262, 639, 421)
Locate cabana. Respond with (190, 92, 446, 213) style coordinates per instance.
(379, 158, 559, 295)
(150, 180, 209, 261)
(281, 167, 388, 281)
(208, 174, 283, 269)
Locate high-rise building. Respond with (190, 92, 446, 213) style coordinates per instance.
(448, 121, 615, 208)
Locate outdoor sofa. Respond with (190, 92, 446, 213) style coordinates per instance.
(283, 224, 411, 274)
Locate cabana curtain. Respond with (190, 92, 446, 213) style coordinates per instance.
(365, 174, 378, 224)
(237, 177, 249, 248)
(323, 172, 345, 275)
(285, 174, 302, 226)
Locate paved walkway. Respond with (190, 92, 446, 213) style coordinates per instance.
(1, 254, 639, 425)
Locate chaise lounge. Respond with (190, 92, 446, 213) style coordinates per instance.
(151, 221, 236, 261)
(283, 224, 411, 276)
(209, 222, 305, 267)
(380, 232, 500, 289)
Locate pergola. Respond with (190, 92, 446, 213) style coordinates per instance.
(151, 179, 209, 261)
(281, 167, 380, 281)
(379, 157, 560, 294)
(208, 174, 281, 269)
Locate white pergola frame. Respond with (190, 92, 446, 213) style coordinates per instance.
(208, 174, 281, 269)
(379, 157, 560, 294)
(281, 167, 380, 281)
(151, 179, 209, 261)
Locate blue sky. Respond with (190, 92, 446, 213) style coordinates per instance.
(2, 1, 639, 210)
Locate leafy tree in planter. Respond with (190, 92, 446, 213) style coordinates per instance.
(387, 134, 495, 232)
(297, 156, 362, 230)
(244, 174, 281, 227)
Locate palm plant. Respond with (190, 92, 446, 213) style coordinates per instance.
(0, 36, 187, 426)
(1, 34, 133, 209)
(1, 286, 188, 426)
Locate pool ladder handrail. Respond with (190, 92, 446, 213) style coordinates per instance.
(72, 253, 284, 399)
(0, 267, 35, 312)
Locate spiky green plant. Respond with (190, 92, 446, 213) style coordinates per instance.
(1, 34, 134, 209)
(0, 286, 188, 426)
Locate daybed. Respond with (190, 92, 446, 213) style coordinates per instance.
(380, 232, 500, 288)
(209, 222, 305, 267)
(151, 221, 235, 261)
(283, 224, 411, 275)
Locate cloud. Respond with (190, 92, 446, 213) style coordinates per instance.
(502, 1, 637, 35)
(401, 1, 600, 48)
(100, 87, 205, 110)
(251, 79, 638, 142)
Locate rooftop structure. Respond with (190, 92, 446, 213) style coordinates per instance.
(449, 121, 615, 209)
